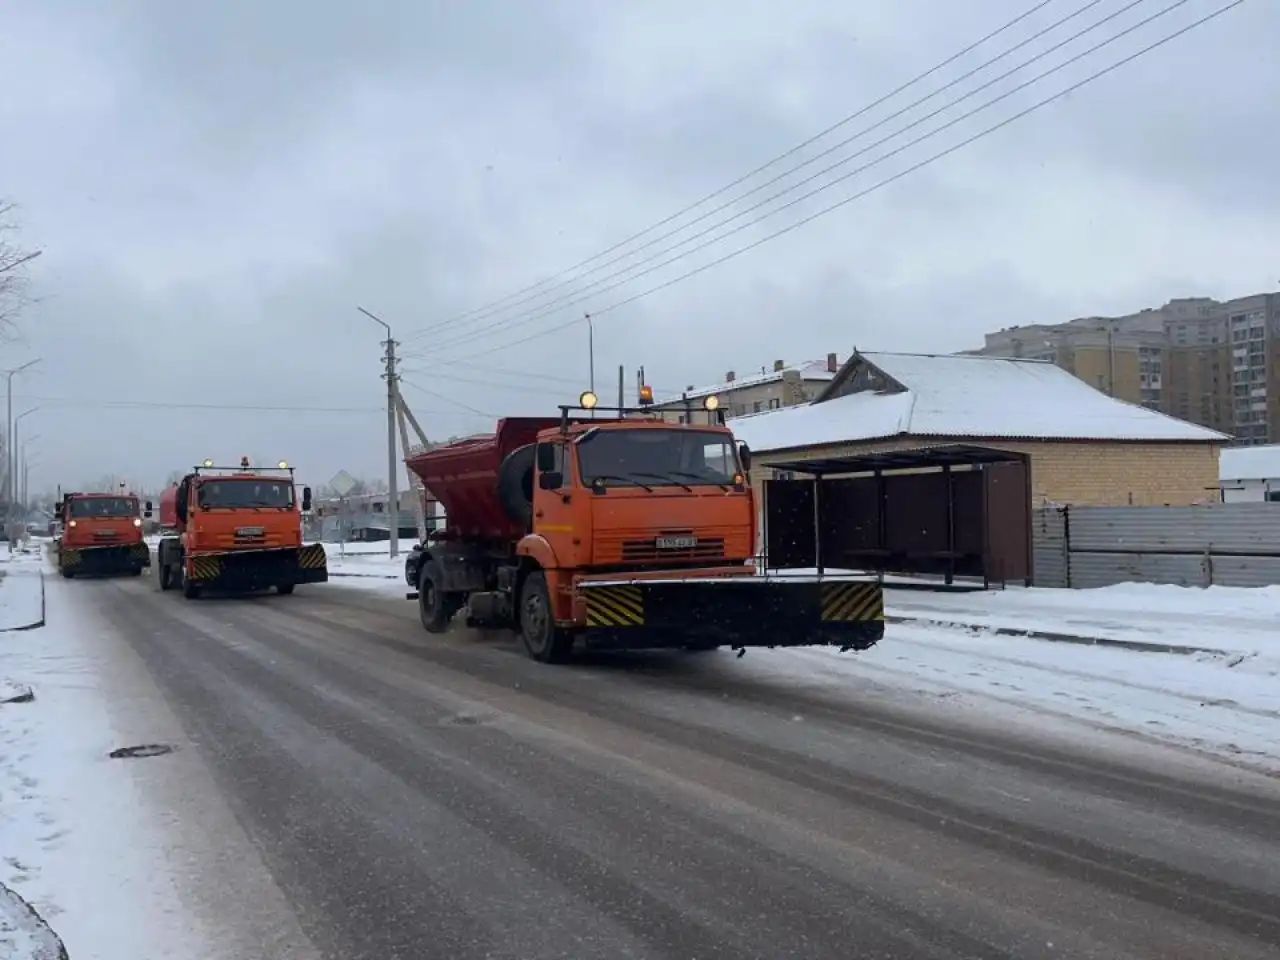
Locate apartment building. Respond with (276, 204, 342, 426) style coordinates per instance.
(649, 354, 841, 422)
(969, 292, 1280, 444)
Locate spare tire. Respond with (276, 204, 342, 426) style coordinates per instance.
(497, 444, 536, 528)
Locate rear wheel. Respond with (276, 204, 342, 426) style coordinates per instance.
(519, 571, 573, 664)
(418, 560, 459, 633)
(276, 583, 295, 595)
(158, 562, 173, 591)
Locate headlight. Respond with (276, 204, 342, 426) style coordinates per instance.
(68, 520, 77, 528)
(133, 518, 142, 527)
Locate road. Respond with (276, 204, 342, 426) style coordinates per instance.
(73, 574, 1280, 960)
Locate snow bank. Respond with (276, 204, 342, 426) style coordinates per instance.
(322, 542, 403, 582)
(886, 581, 1280, 661)
(0, 883, 66, 960)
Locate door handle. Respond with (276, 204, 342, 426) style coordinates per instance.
(534, 510, 544, 518)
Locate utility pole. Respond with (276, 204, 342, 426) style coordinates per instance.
(617, 365, 624, 410)
(4, 358, 39, 514)
(358, 307, 400, 559)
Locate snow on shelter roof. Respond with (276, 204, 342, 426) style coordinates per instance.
(1219, 444, 1280, 481)
(729, 351, 1228, 453)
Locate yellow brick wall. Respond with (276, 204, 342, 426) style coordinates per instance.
(751, 436, 1222, 507)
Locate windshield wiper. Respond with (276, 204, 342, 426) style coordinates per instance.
(629, 471, 694, 492)
(588, 474, 654, 492)
(669, 469, 731, 491)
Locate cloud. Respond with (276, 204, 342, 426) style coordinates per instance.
(1, 0, 1274, 490)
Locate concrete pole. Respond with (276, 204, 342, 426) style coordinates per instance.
(358, 307, 399, 559)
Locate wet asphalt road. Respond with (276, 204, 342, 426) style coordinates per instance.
(81, 575, 1280, 960)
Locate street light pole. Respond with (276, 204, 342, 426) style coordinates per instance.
(4, 359, 39, 511)
(357, 306, 400, 560)
(11, 405, 38, 517)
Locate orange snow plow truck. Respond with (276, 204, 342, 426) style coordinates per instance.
(402, 390, 885, 663)
(54, 489, 152, 578)
(155, 457, 328, 597)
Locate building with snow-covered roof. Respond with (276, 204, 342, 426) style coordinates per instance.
(731, 351, 1227, 507)
(1219, 443, 1280, 502)
(651, 354, 841, 422)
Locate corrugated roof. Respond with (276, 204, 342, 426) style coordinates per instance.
(658, 358, 837, 404)
(731, 351, 1228, 452)
(1219, 444, 1280, 481)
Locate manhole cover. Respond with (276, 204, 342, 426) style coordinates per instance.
(108, 743, 175, 760)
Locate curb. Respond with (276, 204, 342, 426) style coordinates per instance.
(885, 614, 1231, 657)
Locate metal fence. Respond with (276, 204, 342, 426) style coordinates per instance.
(1033, 502, 1280, 588)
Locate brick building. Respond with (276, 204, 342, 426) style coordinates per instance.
(730, 351, 1226, 507)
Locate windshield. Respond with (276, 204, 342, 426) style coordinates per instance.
(68, 497, 137, 519)
(197, 479, 295, 509)
(577, 428, 740, 487)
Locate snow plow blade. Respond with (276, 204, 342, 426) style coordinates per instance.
(188, 543, 329, 590)
(578, 577, 884, 652)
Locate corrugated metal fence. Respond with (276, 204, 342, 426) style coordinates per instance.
(1033, 503, 1280, 588)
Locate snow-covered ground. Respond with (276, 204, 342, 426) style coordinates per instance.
(0, 540, 277, 960)
(323, 542, 1280, 774)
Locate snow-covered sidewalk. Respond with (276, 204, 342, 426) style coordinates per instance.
(886, 582, 1280, 657)
(0, 542, 243, 959)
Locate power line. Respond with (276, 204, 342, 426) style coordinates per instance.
(439, 0, 1244, 364)
(398, 377, 496, 419)
(424, 0, 1190, 358)
(401, 0, 1064, 344)
(18, 394, 385, 413)
(412, 0, 1113, 345)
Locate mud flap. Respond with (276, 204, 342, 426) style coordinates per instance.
(580, 577, 885, 651)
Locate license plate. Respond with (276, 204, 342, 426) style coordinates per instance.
(235, 527, 265, 537)
(655, 535, 697, 550)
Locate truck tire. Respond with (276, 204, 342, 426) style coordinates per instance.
(497, 444, 536, 528)
(158, 562, 173, 591)
(418, 559, 458, 633)
(181, 565, 200, 599)
(276, 583, 295, 595)
(519, 571, 572, 664)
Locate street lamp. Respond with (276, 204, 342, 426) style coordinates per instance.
(4, 358, 39, 509)
(20, 446, 39, 510)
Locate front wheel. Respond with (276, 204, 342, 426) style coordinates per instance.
(276, 583, 295, 595)
(519, 571, 573, 664)
(181, 565, 200, 599)
(158, 563, 173, 591)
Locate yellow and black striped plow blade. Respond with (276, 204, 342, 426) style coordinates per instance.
(190, 556, 223, 581)
(584, 585, 645, 627)
(820, 581, 884, 622)
(299, 544, 327, 569)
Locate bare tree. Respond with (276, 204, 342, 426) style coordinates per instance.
(0, 200, 41, 336)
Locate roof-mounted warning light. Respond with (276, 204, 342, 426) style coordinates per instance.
(638, 385, 654, 405)
(240, 455, 251, 469)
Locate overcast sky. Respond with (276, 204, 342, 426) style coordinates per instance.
(1, 0, 1274, 494)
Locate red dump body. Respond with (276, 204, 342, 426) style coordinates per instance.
(405, 417, 567, 541)
(158, 484, 181, 530)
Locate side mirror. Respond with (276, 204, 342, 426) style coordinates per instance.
(538, 471, 563, 491)
(738, 442, 752, 472)
(302, 486, 313, 512)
